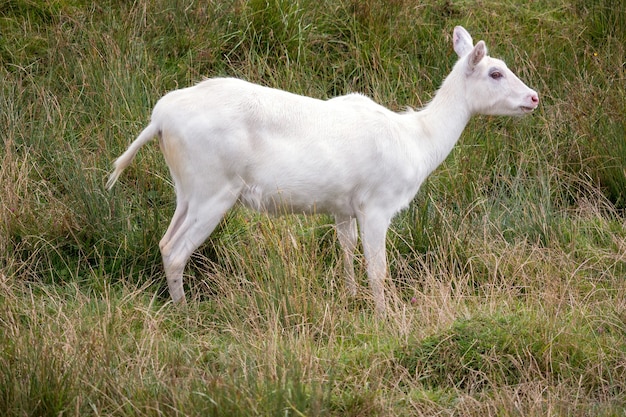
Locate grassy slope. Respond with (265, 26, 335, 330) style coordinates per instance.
(1, 0, 625, 415)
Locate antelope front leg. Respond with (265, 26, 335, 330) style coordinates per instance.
(336, 216, 358, 297)
(358, 212, 391, 315)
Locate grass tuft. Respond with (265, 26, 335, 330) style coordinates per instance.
(396, 309, 626, 395)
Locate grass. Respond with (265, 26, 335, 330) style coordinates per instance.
(1, 0, 625, 415)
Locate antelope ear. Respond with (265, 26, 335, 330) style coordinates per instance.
(453, 26, 473, 57)
(467, 40, 487, 71)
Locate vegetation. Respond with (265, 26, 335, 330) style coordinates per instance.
(1, 0, 624, 415)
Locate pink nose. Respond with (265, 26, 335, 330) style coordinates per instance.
(530, 93, 539, 106)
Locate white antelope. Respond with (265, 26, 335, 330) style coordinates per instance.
(107, 26, 539, 314)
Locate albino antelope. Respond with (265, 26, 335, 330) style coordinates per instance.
(107, 26, 539, 314)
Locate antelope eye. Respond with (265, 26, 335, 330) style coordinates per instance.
(490, 70, 503, 80)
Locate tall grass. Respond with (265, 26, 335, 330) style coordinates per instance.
(1, 0, 625, 415)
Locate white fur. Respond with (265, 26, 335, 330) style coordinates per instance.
(107, 26, 539, 314)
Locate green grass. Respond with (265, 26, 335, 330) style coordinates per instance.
(1, 0, 625, 415)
